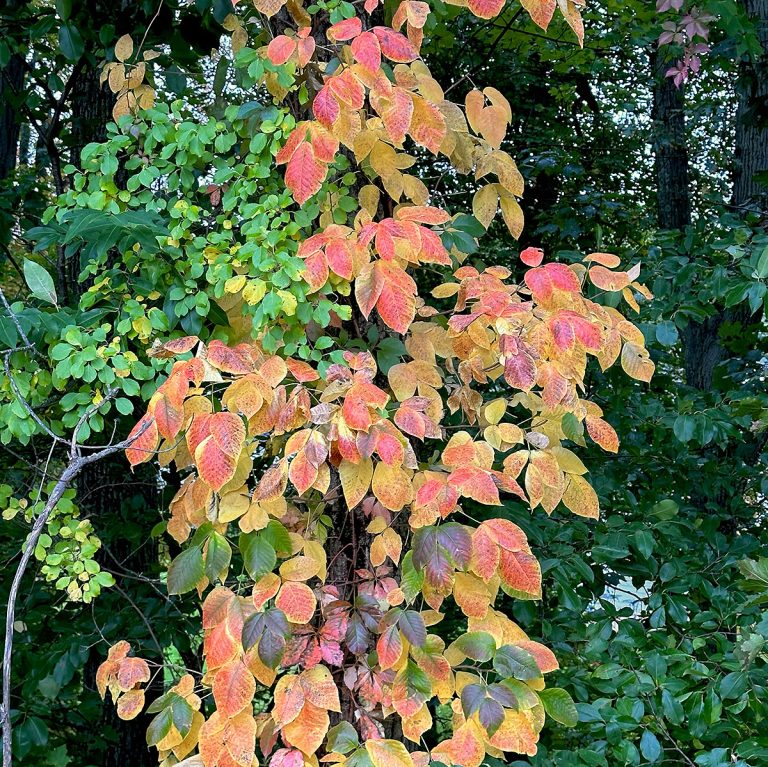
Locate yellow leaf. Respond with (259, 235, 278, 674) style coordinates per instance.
(499, 192, 524, 239)
(431, 282, 460, 299)
(339, 457, 373, 509)
(562, 474, 599, 518)
(115, 34, 134, 63)
(372, 462, 412, 512)
(365, 739, 414, 767)
(621, 342, 655, 383)
(225, 275, 247, 294)
(303, 539, 327, 582)
(472, 184, 499, 229)
(483, 398, 506, 425)
(359, 185, 381, 216)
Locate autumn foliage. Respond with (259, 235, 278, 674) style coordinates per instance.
(98, 1, 654, 766)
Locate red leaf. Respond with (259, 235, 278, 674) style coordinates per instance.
(327, 17, 363, 41)
(313, 85, 339, 128)
(520, 246, 544, 267)
(195, 436, 238, 491)
(372, 26, 419, 62)
(268, 35, 296, 65)
(351, 31, 382, 71)
(285, 141, 326, 205)
(467, 0, 505, 18)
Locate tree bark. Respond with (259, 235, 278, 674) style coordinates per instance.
(733, 0, 768, 211)
(650, 49, 691, 231)
(68, 66, 115, 168)
(0, 54, 23, 181)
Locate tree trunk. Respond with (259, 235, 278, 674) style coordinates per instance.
(68, 66, 115, 168)
(650, 49, 691, 231)
(0, 54, 23, 181)
(733, 0, 768, 211)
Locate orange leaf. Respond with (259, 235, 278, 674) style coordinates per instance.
(300, 665, 341, 711)
(276, 582, 317, 624)
(520, 0, 556, 29)
(589, 264, 631, 291)
(273, 674, 305, 728)
(377, 624, 404, 669)
(467, 0, 505, 18)
(116, 688, 145, 720)
(125, 412, 158, 467)
(586, 415, 619, 453)
(281, 701, 329, 755)
(210, 412, 246, 457)
(327, 17, 362, 40)
(409, 95, 446, 154)
(498, 548, 541, 598)
(376, 261, 417, 333)
(200, 710, 256, 767)
(207, 340, 256, 375)
(372, 462, 412, 511)
(253, 573, 282, 610)
(195, 436, 238, 491)
(213, 659, 256, 717)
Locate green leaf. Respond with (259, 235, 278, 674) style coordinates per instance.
(166, 546, 204, 595)
(633, 529, 655, 559)
(719, 671, 747, 700)
(23, 259, 57, 305)
(56, 0, 73, 20)
(453, 631, 496, 662)
(326, 722, 359, 755)
(493, 644, 541, 680)
(146, 707, 173, 746)
(539, 688, 578, 727)
(655, 321, 678, 347)
(756, 244, 768, 278)
(205, 531, 232, 583)
(672, 414, 695, 443)
(639, 730, 661, 762)
(58, 22, 84, 61)
(262, 520, 292, 557)
(239, 532, 277, 579)
(21, 716, 48, 747)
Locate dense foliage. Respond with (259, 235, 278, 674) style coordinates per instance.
(0, 0, 767, 766)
